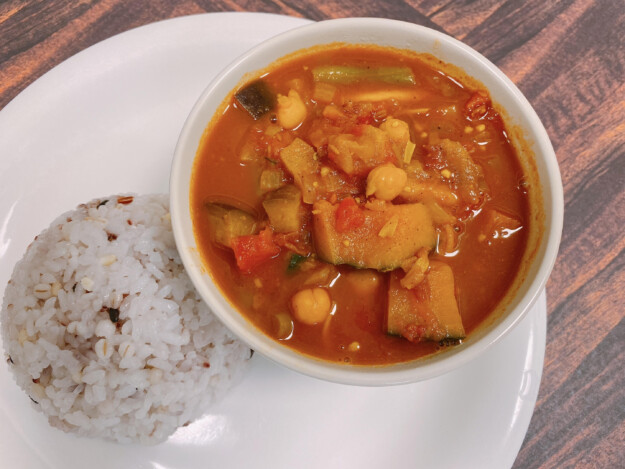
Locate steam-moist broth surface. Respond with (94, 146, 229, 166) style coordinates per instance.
(191, 45, 529, 365)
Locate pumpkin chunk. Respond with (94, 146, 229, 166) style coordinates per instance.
(312, 199, 435, 270)
(387, 260, 465, 341)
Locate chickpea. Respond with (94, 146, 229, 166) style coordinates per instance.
(277, 89, 307, 130)
(291, 287, 332, 325)
(366, 164, 408, 201)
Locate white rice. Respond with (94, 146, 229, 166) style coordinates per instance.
(1, 194, 251, 444)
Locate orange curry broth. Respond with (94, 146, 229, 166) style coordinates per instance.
(191, 45, 529, 365)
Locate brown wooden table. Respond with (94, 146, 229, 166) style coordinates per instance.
(1, 1, 623, 467)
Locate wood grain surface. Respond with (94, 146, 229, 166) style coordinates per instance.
(1, 1, 623, 467)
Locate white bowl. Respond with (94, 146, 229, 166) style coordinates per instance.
(170, 18, 563, 386)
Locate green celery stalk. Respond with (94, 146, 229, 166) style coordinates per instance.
(312, 65, 416, 85)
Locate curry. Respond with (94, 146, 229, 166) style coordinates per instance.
(190, 44, 529, 365)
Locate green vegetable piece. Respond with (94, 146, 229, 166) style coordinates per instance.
(205, 203, 257, 248)
(287, 253, 308, 272)
(235, 80, 275, 120)
(312, 65, 416, 85)
(262, 184, 303, 233)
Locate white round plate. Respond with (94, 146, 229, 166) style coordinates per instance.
(0, 12, 545, 469)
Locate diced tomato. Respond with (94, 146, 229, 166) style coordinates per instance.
(356, 114, 374, 125)
(231, 227, 281, 273)
(273, 231, 311, 257)
(335, 197, 365, 233)
(465, 91, 490, 119)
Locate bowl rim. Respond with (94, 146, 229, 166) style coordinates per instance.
(170, 17, 563, 386)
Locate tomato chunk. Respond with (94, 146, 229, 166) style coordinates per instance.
(335, 197, 365, 233)
(231, 227, 281, 272)
(465, 91, 490, 119)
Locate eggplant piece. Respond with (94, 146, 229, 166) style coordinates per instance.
(205, 203, 257, 248)
(279, 138, 319, 204)
(262, 184, 303, 233)
(259, 168, 285, 194)
(235, 81, 275, 120)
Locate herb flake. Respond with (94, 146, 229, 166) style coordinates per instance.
(287, 253, 308, 273)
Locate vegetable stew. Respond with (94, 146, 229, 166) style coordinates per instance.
(191, 44, 530, 365)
